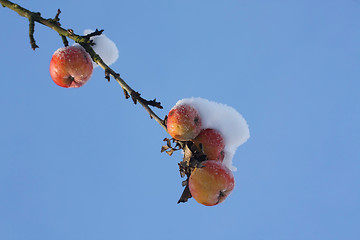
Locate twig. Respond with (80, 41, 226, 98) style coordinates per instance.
(52, 9, 69, 47)
(84, 29, 104, 40)
(54, 9, 61, 21)
(28, 15, 39, 50)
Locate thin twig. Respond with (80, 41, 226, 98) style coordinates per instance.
(54, 9, 61, 21)
(28, 15, 39, 50)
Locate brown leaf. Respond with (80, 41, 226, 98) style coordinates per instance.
(166, 149, 175, 156)
(161, 145, 170, 153)
(177, 184, 192, 204)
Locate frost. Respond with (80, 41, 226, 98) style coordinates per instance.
(74, 29, 119, 68)
(176, 97, 250, 171)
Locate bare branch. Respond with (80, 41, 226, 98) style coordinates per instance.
(1, 0, 205, 204)
(0, 0, 167, 132)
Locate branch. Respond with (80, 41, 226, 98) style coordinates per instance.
(0, 0, 167, 132)
(1, 0, 200, 204)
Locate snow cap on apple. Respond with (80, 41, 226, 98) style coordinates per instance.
(175, 97, 250, 171)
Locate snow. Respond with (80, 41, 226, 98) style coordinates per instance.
(74, 29, 119, 68)
(175, 97, 250, 171)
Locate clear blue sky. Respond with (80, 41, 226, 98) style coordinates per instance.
(1, 0, 359, 239)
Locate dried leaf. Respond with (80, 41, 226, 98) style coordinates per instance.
(166, 149, 175, 156)
(181, 180, 188, 187)
(161, 145, 170, 153)
(177, 184, 192, 204)
(166, 138, 172, 148)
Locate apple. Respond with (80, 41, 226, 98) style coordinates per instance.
(188, 160, 234, 206)
(49, 46, 93, 88)
(167, 103, 202, 141)
(192, 128, 225, 162)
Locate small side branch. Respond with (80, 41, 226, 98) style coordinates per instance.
(141, 98, 163, 109)
(28, 16, 39, 50)
(85, 29, 104, 38)
(54, 8, 61, 21)
(123, 89, 130, 99)
(52, 9, 68, 47)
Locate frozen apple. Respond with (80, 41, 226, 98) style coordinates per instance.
(193, 128, 225, 162)
(49, 46, 93, 88)
(167, 103, 202, 141)
(189, 160, 234, 206)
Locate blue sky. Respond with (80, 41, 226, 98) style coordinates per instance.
(1, 0, 359, 239)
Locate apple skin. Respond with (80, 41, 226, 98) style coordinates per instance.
(49, 46, 93, 88)
(167, 103, 202, 141)
(189, 160, 234, 206)
(192, 128, 225, 162)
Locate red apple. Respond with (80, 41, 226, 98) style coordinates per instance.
(192, 128, 225, 162)
(189, 160, 234, 206)
(167, 103, 202, 141)
(49, 46, 93, 88)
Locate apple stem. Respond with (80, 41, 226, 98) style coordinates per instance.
(60, 35, 69, 47)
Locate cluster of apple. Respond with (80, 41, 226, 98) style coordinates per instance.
(166, 103, 235, 206)
(49, 45, 242, 207)
(49, 46, 93, 88)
